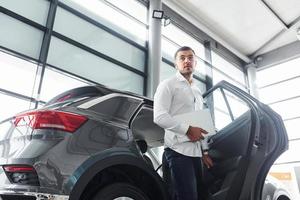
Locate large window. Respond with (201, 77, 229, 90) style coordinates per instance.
(259, 78, 300, 104)
(0, 93, 34, 121)
(160, 61, 176, 82)
(51, 0, 147, 95)
(276, 140, 300, 164)
(0, 0, 49, 25)
(211, 51, 246, 91)
(59, 0, 148, 46)
(162, 24, 205, 61)
(257, 56, 300, 165)
(0, 0, 148, 121)
(284, 118, 300, 140)
(0, 52, 38, 121)
(257, 57, 300, 87)
(40, 67, 90, 102)
(0, 0, 247, 126)
(0, 13, 44, 59)
(54, 6, 146, 72)
(47, 37, 144, 95)
(0, 52, 37, 97)
(104, 0, 148, 25)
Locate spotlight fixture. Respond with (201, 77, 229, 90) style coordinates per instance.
(163, 17, 171, 26)
(152, 10, 164, 19)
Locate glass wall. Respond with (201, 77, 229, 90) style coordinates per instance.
(0, 52, 37, 120)
(0, 0, 148, 121)
(0, 13, 44, 59)
(211, 51, 246, 90)
(257, 56, 300, 165)
(59, 0, 148, 46)
(0, 0, 246, 124)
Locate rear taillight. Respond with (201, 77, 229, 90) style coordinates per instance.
(13, 110, 87, 133)
(3, 165, 39, 186)
(3, 166, 35, 172)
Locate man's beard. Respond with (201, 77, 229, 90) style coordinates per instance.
(180, 67, 194, 75)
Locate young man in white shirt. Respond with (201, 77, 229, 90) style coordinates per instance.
(154, 46, 213, 200)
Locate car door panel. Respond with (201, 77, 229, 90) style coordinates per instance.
(201, 81, 288, 200)
(209, 111, 251, 158)
(205, 111, 252, 196)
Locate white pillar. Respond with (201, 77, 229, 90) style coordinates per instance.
(147, 0, 162, 98)
(246, 64, 259, 99)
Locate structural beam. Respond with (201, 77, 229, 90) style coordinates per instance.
(255, 41, 300, 69)
(246, 63, 259, 99)
(146, 0, 162, 98)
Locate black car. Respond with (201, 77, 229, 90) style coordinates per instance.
(0, 81, 288, 200)
(262, 175, 292, 200)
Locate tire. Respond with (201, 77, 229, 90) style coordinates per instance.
(92, 182, 150, 200)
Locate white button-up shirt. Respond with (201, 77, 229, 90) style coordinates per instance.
(153, 71, 208, 157)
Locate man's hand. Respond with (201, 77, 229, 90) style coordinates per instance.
(186, 126, 208, 142)
(202, 153, 213, 169)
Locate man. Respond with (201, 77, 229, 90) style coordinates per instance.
(154, 46, 213, 200)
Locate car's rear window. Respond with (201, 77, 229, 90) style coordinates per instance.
(88, 95, 142, 124)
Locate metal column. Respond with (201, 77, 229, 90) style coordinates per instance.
(246, 63, 259, 98)
(147, 0, 162, 98)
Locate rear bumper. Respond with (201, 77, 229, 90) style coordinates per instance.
(0, 191, 69, 200)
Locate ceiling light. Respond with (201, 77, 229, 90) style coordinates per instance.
(163, 17, 171, 26)
(152, 10, 164, 19)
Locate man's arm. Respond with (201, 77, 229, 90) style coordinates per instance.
(201, 137, 209, 151)
(153, 82, 189, 135)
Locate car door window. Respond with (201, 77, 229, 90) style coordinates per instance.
(208, 88, 250, 131)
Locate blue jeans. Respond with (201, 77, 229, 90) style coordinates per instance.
(164, 148, 203, 200)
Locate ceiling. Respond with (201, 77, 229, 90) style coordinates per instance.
(164, 0, 300, 62)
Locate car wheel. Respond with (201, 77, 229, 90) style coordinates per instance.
(277, 196, 290, 200)
(92, 182, 150, 200)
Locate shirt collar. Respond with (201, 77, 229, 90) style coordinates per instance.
(176, 71, 194, 85)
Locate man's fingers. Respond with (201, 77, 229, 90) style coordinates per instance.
(196, 134, 203, 141)
(200, 128, 208, 134)
(203, 156, 214, 169)
(207, 158, 213, 167)
(199, 134, 204, 140)
(186, 126, 207, 141)
(187, 134, 199, 142)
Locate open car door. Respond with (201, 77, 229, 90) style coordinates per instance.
(202, 81, 288, 200)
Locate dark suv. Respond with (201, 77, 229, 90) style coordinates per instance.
(0, 81, 288, 200)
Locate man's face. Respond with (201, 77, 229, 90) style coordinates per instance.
(175, 50, 197, 76)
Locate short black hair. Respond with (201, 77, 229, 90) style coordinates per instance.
(174, 46, 195, 59)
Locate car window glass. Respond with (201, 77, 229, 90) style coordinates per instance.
(89, 96, 142, 124)
(225, 90, 249, 119)
(206, 88, 250, 131)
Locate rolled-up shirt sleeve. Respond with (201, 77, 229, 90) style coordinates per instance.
(153, 82, 189, 136)
(201, 138, 209, 150)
